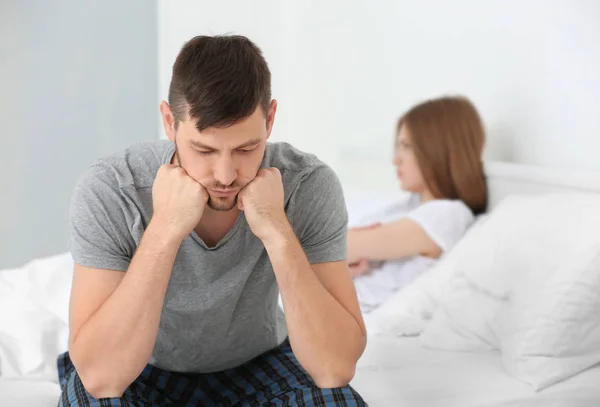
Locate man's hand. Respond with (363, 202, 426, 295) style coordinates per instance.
(238, 167, 287, 242)
(151, 164, 208, 242)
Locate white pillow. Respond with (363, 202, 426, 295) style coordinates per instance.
(500, 231, 600, 391)
(419, 195, 545, 350)
(0, 252, 73, 381)
(364, 212, 491, 336)
(418, 193, 600, 391)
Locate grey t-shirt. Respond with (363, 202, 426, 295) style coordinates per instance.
(68, 140, 348, 373)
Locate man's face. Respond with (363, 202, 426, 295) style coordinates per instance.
(161, 101, 277, 211)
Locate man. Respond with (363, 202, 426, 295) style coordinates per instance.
(58, 35, 368, 406)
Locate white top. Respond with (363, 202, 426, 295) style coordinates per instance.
(352, 193, 474, 314)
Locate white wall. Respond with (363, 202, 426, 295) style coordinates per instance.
(157, 0, 291, 145)
(157, 0, 353, 167)
(0, 0, 158, 268)
(158, 0, 600, 191)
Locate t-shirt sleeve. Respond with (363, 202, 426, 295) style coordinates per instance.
(68, 165, 135, 271)
(406, 200, 475, 253)
(288, 165, 348, 264)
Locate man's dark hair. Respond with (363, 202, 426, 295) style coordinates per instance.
(168, 35, 272, 131)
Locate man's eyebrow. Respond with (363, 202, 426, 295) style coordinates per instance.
(189, 138, 262, 150)
(234, 138, 262, 149)
(189, 139, 215, 150)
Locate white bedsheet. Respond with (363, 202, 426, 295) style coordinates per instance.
(0, 379, 60, 407)
(4, 349, 599, 407)
(350, 335, 600, 407)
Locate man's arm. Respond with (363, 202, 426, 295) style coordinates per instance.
(68, 164, 208, 398)
(69, 224, 180, 398)
(263, 226, 366, 388)
(238, 167, 366, 388)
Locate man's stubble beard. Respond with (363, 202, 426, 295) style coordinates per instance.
(175, 146, 240, 212)
(207, 195, 238, 212)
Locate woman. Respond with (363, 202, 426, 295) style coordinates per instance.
(348, 95, 488, 314)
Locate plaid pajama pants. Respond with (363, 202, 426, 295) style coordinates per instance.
(57, 338, 368, 406)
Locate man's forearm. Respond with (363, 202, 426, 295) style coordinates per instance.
(70, 220, 179, 396)
(263, 224, 366, 388)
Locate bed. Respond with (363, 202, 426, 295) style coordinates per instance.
(0, 379, 61, 406)
(351, 336, 600, 407)
(343, 158, 600, 406)
(2, 159, 600, 406)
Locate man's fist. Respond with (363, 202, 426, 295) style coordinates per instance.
(238, 168, 287, 241)
(151, 164, 208, 241)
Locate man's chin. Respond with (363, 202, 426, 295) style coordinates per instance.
(207, 195, 238, 212)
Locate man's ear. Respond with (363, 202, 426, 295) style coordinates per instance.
(265, 99, 278, 139)
(160, 101, 176, 142)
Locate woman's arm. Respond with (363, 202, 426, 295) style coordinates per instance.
(347, 218, 442, 263)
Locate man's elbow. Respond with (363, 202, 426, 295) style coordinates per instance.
(78, 370, 127, 399)
(312, 363, 357, 389)
(72, 356, 129, 399)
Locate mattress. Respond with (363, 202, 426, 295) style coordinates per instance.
(0, 379, 61, 407)
(350, 335, 600, 407)
(3, 340, 600, 407)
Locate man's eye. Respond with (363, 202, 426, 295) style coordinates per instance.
(238, 148, 255, 153)
(197, 150, 212, 155)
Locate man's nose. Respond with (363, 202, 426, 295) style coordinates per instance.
(214, 156, 237, 186)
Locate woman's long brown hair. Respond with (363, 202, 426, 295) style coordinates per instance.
(398, 96, 488, 214)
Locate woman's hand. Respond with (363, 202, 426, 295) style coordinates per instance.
(348, 258, 370, 278)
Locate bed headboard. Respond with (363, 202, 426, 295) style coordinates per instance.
(484, 161, 600, 208)
(336, 149, 600, 210)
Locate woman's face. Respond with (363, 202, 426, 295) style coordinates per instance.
(393, 124, 427, 194)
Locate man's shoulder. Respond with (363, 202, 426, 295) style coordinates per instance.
(78, 140, 173, 190)
(264, 143, 344, 209)
(264, 142, 332, 183)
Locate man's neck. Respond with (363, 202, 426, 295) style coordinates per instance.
(194, 206, 241, 247)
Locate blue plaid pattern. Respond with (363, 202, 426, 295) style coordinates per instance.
(57, 338, 367, 406)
